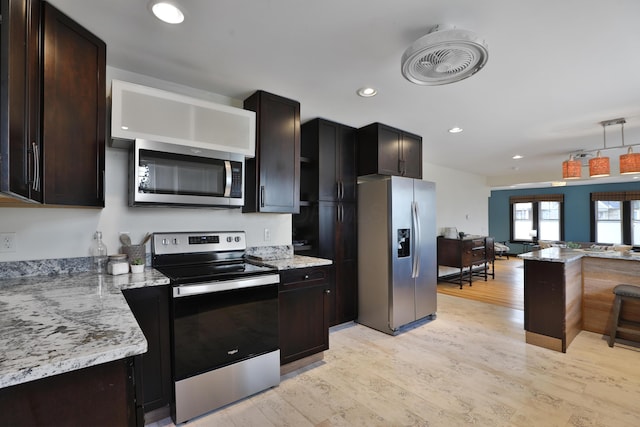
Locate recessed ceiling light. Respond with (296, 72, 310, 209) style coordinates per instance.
(356, 87, 377, 97)
(512, 155, 523, 160)
(448, 127, 463, 133)
(150, 1, 184, 24)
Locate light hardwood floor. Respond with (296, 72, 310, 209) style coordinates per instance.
(149, 288, 640, 426)
(437, 257, 524, 311)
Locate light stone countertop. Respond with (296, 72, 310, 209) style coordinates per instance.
(249, 255, 332, 270)
(519, 247, 640, 263)
(0, 269, 169, 389)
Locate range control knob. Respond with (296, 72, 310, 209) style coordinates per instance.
(227, 236, 233, 243)
(173, 238, 179, 245)
(162, 238, 169, 246)
(234, 236, 241, 242)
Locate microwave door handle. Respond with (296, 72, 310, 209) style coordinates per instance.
(223, 161, 232, 197)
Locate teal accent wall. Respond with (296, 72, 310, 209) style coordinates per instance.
(489, 181, 640, 252)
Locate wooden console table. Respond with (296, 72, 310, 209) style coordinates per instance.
(437, 236, 494, 289)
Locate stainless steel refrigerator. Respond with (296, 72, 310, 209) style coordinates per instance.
(357, 175, 437, 335)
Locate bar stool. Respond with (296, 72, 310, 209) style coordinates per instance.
(608, 284, 640, 347)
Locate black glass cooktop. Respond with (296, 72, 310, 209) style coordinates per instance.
(155, 262, 277, 285)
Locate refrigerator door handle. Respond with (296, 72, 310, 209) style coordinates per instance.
(411, 201, 421, 278)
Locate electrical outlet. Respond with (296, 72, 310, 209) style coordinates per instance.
(264, 228, 271, 241)
(0, 232, 16, 253)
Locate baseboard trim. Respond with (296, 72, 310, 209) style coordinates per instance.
(526, 331, 564, 352)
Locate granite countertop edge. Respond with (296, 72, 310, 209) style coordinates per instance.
(248, 254, 333, 270)
(0, 269, 169, 389)
(519, 247, 640, 263)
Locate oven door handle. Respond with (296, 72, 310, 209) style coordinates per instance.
(172, 273, 280, 298)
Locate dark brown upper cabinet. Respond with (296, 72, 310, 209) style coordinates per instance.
(301, 118, 357, 204)
(1, 0, 42, 202)
(357, 122, 422, 179)
(0, 0, 106, 207)
(243, 90, 300, 213)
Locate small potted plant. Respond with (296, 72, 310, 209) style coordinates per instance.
(130, 258, 145, 274)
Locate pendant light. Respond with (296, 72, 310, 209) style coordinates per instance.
(562, 154, 581, 179)
(589, 122, 611, 178)
(589, 151, 610, 177)
(562, 117, 640, 179)
(619, 121, 640, 174)
(620, 147, 640, 174)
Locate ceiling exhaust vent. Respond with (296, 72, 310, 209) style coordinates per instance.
(401, 25, 489, 86)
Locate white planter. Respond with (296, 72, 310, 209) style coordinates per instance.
(130, 263, 145, 274)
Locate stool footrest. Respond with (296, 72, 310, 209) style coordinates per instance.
(608, 287, 640, 347)
(616, 325, 640, 336)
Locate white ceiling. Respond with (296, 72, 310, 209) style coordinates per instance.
(48, 0, 640, 188)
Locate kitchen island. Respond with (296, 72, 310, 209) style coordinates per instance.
(521, 248, 640, 352)
(0, 269, 169, 425)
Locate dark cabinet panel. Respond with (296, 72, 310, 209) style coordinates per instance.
(123, 286, 171, 414)
(524, 261, 565, 339)
(296, 118, 358, 326)
(316, 120, 338, 201)
(376, 125, 402, 176)
(243, 90, 300, 213)
(0, 358, 138, 426)
(310, 119, 357, 203)
(401, 131, 422, 179)
(0, 0, 105, 206)
(357, 122, 422, 179)
(318, 201, 357, 325)
(41, 2, 105, 206)
(1, 0, 41, 201)
(279, 265, 333, 365)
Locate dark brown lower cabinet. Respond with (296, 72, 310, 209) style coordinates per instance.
(279, 265, 334, 365)
(0, 357, 140, 426)
(318, 201, 358, 325)
(524, 258, 582, 353)
(123, 285, 171, 414)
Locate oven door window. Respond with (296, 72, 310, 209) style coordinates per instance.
(138, 149, 226, 197)
(172, 283, 278, 381)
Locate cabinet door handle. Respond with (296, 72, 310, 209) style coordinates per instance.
(304, 274, 309, 280)
(339, 181, 344, 200)
(324, 289, 331, 294)
(260, 186, 265, 207)
(32, 142, 40, 191)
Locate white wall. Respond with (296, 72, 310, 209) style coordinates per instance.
(422, 162, 490, 237)
(0, 68, 290, 262)
(0, 67, 490, 263)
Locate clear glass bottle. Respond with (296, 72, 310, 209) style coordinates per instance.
(92, 231, 108, 274)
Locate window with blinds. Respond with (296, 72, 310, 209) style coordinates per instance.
(509, 194, 564, 242)
(590, 191, 640, 245)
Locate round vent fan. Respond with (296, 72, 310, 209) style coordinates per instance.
(401, 25, 489, 86)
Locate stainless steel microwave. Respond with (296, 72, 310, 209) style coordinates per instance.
(129, 139, 244, 208)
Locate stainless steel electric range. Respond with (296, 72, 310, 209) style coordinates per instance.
(151, 231, 280, 424)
